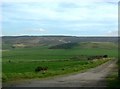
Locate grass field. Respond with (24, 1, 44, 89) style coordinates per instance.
(2, 59, 111, 82)
(2, 42, 118, 82)
(2, 42, 118, 61)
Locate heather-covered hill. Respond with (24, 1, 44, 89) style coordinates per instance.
(2, 36, 118, 49)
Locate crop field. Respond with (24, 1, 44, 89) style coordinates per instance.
(2, 42, 118, 82)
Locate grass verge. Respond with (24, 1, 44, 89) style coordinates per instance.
(106, 63, 120, 88)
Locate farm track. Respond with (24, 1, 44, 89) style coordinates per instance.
(3, 59, 117, 88)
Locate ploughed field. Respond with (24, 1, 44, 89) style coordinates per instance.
(2, 42, 118, 82)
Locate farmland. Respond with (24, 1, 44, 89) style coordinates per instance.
(2, 36, 118, 82)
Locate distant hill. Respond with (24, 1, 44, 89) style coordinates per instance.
(49, 42, 118, 49)
(49, 42, 79, 49)
(2, 36, 118, 49)
(78, 42, 118, 49)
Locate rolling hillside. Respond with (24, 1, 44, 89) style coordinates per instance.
(2, 36, 118, 49)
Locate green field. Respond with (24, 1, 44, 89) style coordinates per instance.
(2, 42, 118, 61)
(2, 42, 118, 82)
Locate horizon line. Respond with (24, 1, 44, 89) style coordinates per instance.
(1, 35, 119, 37)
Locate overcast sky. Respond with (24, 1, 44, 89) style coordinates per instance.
(1, 0, 119, 36)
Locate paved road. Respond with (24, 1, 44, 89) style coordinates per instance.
(3, 59, 117, 87)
